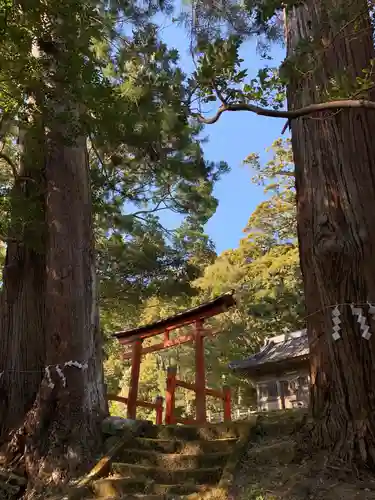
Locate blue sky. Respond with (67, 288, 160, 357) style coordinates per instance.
(157, 17, 287, 254)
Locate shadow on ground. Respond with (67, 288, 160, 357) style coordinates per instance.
(232, 410, 375, 500)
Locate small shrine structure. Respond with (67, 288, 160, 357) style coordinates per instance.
(229, 329, 310, 411)
(109, 292, 236, 425)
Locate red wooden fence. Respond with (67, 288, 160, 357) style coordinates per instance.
(107, 393, 164, 425)
(164, 366, 231, 425)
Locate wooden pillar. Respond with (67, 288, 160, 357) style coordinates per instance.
(127, 338, 142, 419)
(276, 379, 285, 410)
(163, 328, 170, 346)
(155, 396, 164, 425)
(195, 320, 206, 424)
(256, 384, 261, 412)
(223, 385, 231, 422)
(165, 366, 177, 424)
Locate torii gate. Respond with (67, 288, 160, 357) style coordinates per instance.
(110, 292, 236, 425)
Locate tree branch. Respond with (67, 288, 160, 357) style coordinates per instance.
(277, 170, 295, 177)
(132, 214, 175, 237)
(130, 199, 169, 217)
(281, 120, 290, 135)
(88, 135, 112, 185)
(211, 80, 227, 105)
(195, 99, 375, 125)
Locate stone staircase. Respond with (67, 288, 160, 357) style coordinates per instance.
(91, 421, 255, 499)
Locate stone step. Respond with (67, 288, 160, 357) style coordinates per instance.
(111, 463, 222, 485)
(118, 496, 164, 500)
(88, 495, 210, 500)
(109, 436, 239, 455)
(143, 422, 251, 441)
(92, 477, 212, 497)
(114, 448, 230, 469)
(89, 496, 165, 500)
(94, 420, 256, 499)
(88, 496, 205, 500)
(119, 496, 163, 500)
(86, 497, 164, 500)
(92, 495, 223, 500)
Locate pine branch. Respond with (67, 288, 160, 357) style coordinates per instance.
(195, 99, 375, 125)
(88, 136, 112, 184)
(130, 198, 169, 217)
(132, 214, 175, 237)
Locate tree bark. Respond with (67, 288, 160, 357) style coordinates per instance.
(0, 40, 108, 490)
(0, 120, 47, 440)
(286, 0, 375, 464)
(22, 97, 108, 489)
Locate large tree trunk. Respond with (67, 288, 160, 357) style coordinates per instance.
(0, 39, 108, 490)
(23, 97, 108, 488)
(0, 120, 47, 440)
(286, 0, 375, 464)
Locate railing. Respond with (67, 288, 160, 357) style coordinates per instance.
(107, 393, 164, 425)
(165, 366, 231, 425)
(207, 407, 257, 423)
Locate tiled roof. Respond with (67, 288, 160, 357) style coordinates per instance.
(229, 329, 309, 371)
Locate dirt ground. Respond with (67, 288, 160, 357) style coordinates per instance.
(232, 420, 375, 500)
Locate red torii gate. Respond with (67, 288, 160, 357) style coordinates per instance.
(111, 292, 236, 425)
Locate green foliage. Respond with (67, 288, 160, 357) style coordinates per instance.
(192, 139, 302, 408)
(0, 1, 227, 280)
(178, 0, 287, 112)
(193, 35, 285, 109)
(243, 138, 296, 248)
(183, 0, 375, 117)
(106, 139, 303, 421)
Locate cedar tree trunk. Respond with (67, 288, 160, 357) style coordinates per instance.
(0, 120, 47, 441)
(22, 97, 108, 488)
(286, 0, 375, 464)
(0, 40, 108, 489)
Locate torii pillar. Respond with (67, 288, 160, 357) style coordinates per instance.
(195, 320, 207, 424)
(127, 338, 142, 419)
